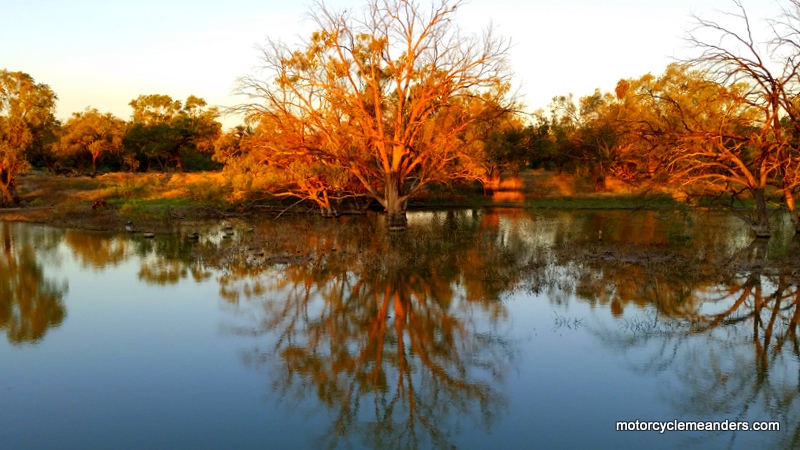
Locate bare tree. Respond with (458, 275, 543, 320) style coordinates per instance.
(676, 0, 800, 236)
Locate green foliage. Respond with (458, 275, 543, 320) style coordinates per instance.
(124, 94, 221, 172)
(112, 197, 195, 221)
(117, 200, 171, 221)
(129, 94, 182, 125)
(0, 69, 58, 205)
(184, 180, 228, 203)
(57, 108, 125, 174)
(483, 114, 556, 177)
(111, 177, 153, 199)
(214, 126, 282, 196)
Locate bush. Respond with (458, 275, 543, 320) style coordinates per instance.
(184, 180, 228, 203)
(114, 178, 153, 199)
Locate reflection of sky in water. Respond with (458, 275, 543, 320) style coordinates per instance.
(1, 214, 796, 450)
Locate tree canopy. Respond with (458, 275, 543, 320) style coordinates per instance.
(124, 94, 221, 172)
(661, 0, 800, 236)
(233, 0, 514, 229)
(57, 108, 125, 175)
(0, 70, 57, 205)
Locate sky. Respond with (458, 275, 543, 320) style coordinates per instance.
(0, 0, 784, 128)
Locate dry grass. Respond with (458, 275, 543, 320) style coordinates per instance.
(2, 172, 235, 231)
(15, 172, 231, 206)
(515, 169, 635, 197)
(2, 169, 682, 231)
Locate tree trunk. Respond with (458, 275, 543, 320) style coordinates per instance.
(317, 190, 339, 218)
(0, 169, 18, 206)
(593, 164, 607, 192)
(594, 174, 606, 192)
(171, 155, 184, 173)
(385, 171, 407, 231)
(740, 239, 769, 265)
(784, 187, 800, 234)
(751, 188, 771, 238)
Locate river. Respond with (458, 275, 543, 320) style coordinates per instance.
(1, 209, 798, 449)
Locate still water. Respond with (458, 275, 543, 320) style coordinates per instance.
(1, 209, 799, 449)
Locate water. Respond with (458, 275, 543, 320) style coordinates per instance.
(1, 209, 798, 449)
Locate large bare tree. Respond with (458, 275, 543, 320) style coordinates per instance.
(233, 0, 513, 230)
(675, 0, 800, 236)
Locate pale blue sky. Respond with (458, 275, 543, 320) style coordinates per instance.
(0, 0, 782, 127)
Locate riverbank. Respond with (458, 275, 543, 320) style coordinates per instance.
(0, 170, 680, 232)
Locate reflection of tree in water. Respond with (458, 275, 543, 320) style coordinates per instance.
(567, 248, 718, 318)
(0, 222, 67, 345)
(537, 209, 759, 318)
(60, 227, 217, 285)
(47, 208, 796, 447)
(129, 233, 216, 286)
(64, 230, 128, 269)
(221, 211, 531, 449)
(591, 238, 800, 449)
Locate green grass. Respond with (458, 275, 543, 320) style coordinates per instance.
(63, 179, 104, 190)
(108, 197, 199, 220)
(107, 197, 197, 207)
(91, 178, 155, 200)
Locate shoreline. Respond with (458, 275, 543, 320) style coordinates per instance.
(0, 199, 696, 233)
(0, 171, 689, 232)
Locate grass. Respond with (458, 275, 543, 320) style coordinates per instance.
(108, 197, 199, 220)
(183, 179, 231, 203)
(62, 178, 104, 191)
(9, 171, 237, 226)
(6, 169, 698, 231)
